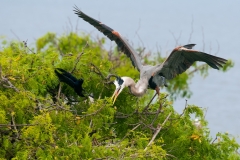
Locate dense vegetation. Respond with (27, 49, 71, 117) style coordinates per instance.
(0, 32, 238, 159)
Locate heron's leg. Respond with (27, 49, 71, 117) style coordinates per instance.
(155, 87, 160, 95)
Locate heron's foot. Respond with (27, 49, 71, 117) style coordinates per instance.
(155, 87, 160, 96)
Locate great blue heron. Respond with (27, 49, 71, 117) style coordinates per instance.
(55, 68, 85, 97)
(73, 6, 227, 103)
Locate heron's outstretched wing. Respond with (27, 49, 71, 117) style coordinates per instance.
(156, 44, 227, 80)
(73, 6, 142, 71)
(55, 68, 78, 88)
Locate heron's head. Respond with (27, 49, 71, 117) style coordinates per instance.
(111, 77, 126, 104)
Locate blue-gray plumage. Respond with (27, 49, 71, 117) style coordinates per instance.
(73, 6, 227, 103)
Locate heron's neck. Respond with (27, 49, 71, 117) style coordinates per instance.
(123, 77, 148, 97)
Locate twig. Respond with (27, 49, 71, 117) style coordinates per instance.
(203, 107, 208, 119)
(134, 19, 146, 57)
(115, 110, 138, 119)
(118, 124, 141, 143)
(11, 114, 19, 139)
(144, 112, 172, 151)
(0, 64, 2, 79)
(56, 104, 75, 113)
(143, 111, 161, 115)
(44, 103, 77, 115)
(75, 18, 79, 33)
(169, 30, 182, 47)
(71, 42, 88, 73)
(0, 64, 20, 92)
(211, 135, 218, 144)
(214, 40, 220, 55)
(2, 82, 19, 92)
(10, 30, 20, 41)
(0, 123, 37, 127)
(201, 26, 205, 52)
(57, 83, 62, 100)
(23, 40, 36, 54)
(104, 74, 119, 84)
(188, 15, 194, 44)
(107, 44, 114, 61)
(188, 64, 207, 75)
(97, 87, 104, 100)
(139, 48, 146, 58)
(80, 101, 107, 118)
(151, 101, 163, 125)
(68, 17, 73, 32)
(90, 63, 105, 79)
(166, 153, 178, 159)
(170, 99, 188, 121)
(139, 121, 156, 132)
(90, 63, 119, 84)
(179, 99, 188, 117)
(142, 93, 157, 111)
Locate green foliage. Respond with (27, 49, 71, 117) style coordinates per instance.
(0, 33, 238, 159)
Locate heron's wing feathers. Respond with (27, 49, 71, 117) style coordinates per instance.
(75, 78, 85, 97)
(73, 6, 142, 71)
(55, 68, 77, 88)
(156, 44, 227, 80)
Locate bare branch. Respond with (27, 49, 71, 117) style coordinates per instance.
(90, 63, 105, 79)
(68, 17, 73, 32)
(188, 15, 194, 44)
(10, 30, 21, 41)
(57, 83, 62, 100)
(142, 93, 157, 111)
(144, 112, 172, 151)
(169, 30, 182, 46)
(179, 99, 188, 117)
(151, 102, 164, 125)
(140, 121, 157, 131)
(80, 101, 107, 118)
(201, 26, 205, 52)
(11, 114, 19, 139)
(71, 42, 88, 73)
(23, 40, 36, 54)
(204, 107, 208, 119)
(115, 109, 138, 119)
(104, 74, 119, 84)
(118, 124, 141, 143)
(0, 65, 2, 78)
(134, 19, 146, 57)
(211, 135, 218, 144)
(169, 100, 188, 122)
(0, 65, 19, 92)
(0, 123, 37, 127)
(188, 64, 207, 75)
(214, 40, 220, 55)
(75, 18, 79, 33)
(90, 63, 119, 85)
(166, 153, 178, 159)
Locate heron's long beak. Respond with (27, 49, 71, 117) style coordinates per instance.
(111, 87, 121, 104)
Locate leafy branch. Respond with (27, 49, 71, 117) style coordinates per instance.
(0, 64, 19, 92)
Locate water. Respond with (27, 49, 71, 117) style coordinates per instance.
(1, 0, 239, 140)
